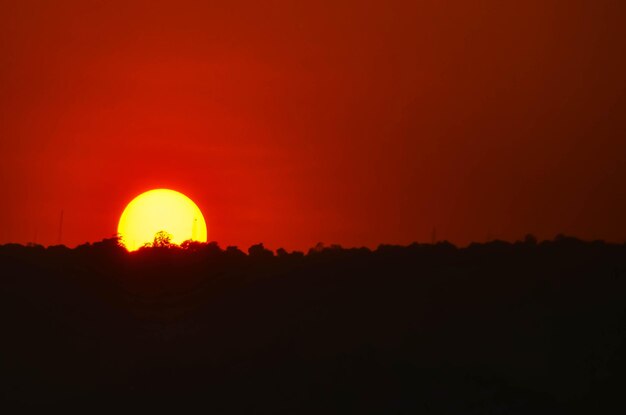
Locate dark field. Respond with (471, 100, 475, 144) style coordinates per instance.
(2, 237, 626, 413)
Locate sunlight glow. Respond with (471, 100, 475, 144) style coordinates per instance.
(117, 189, 207, 251)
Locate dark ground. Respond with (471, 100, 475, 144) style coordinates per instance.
(1, 236, 625, 413)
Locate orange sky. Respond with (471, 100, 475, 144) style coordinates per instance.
(1, 0, 625, 250)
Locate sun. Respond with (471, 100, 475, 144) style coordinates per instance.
(117, 189, 207, 251)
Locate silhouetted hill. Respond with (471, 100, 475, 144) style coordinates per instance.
(1, 237, 626, 413)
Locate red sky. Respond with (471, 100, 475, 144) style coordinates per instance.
(1, 0, 625, 250)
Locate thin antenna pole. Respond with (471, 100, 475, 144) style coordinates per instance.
(58, 210, 64, 245)
(431, 227, 437, 245)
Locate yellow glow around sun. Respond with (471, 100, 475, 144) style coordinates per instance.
(117, 189, 207, 251)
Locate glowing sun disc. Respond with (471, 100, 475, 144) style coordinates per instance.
(117, 189, 207, 251)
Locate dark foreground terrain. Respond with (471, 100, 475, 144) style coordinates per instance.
(1, 236, 626, 413)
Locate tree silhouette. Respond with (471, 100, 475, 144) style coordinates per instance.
(1, 235, 625, 412)
(248, 243, 274, 259)
(152, 230, 173, 248)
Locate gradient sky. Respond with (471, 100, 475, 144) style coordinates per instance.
(1, 0, 625, 250)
